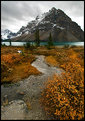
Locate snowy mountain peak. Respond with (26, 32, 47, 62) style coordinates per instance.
(50, 7, 57, 12)
(1, 29, 17, 40)
(2, 7, 84, 42)
(2, 29, 12, 34)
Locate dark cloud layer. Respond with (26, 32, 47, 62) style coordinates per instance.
(1, 1, 84, 32)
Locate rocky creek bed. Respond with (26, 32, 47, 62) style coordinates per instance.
(1, 55, 63, 120)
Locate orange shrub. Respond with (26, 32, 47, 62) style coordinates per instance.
(45, 56, 59, 66)
(1, 61, 40, 83)
(40, 63, 84, 120)
(1, 48, 40, 83)
(1, 53, 22, 66)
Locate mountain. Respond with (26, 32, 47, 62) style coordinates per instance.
(1, 29, 17, 40)
(5, 7, 84, 42)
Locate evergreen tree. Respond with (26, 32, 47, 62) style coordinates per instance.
(48, 32, 53, 48)
(35, 29, 40, 46)
(9, 39, 12, 46)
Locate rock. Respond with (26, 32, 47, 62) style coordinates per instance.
(3, 95, 8, 100)
(1, 100, 28, 120)
(2, 95, 9, 106)
(8, 68, 13, 73)
(19, 91, 25, 95)
(17, 50, 22, 53)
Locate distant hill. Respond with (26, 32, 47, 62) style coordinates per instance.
(2, 7, 84, 42)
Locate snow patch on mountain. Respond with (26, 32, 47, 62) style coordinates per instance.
(53, 24, 57, 27)
(56, 26, 65, 30)
(35, 12, 49, 26)
(1, 29, 11, 40)
(16, 33, 22, 37)
(1, 29, 17, 40)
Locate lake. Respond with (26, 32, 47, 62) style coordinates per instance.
(1, 41, 84, 46)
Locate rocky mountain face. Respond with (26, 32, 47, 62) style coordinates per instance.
(1, 29, 17, 40)
(2, 7, 84, 42)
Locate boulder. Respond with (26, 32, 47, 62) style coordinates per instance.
(1, 100, 28, 120)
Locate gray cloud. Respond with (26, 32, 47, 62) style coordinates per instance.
(1, 1, 84, 32)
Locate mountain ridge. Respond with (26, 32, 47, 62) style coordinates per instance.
(1, 29, 17, 40)
(2, 7, 84, 42)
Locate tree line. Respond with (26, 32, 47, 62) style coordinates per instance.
(35, 28, 53, 47)
(2, 29, 53, 47)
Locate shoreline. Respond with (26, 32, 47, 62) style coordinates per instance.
(1, 41, 84, 47)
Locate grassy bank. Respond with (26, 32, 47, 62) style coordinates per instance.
(1, 46, 40, 84)
(1, 45, 84, 120)
(1, 46, 84, 84)
(39, 46, 84, 120)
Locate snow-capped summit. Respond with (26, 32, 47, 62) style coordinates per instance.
(1, 29, 11, 40)
(11, 7, 84, 42)
(1, 29, 17, 40)
(2, 7, 84, 42)
(2, 29, 11, 34)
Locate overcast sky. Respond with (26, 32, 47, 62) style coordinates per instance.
(1, 1, 84, 33)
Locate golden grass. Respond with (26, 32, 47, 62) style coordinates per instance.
(40, 46, 84, 120)
(1, 46, 24, 55)
(1, 46, 84, 84)
(2, 62, 40, 83)
(44, 46, 84, 68)
(1, 46, 84, 119)
(45, 56, 59, 67)
(40, 64, 84, 120)
(1, 46, 40, 83)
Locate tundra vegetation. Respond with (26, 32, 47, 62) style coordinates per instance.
(40, 46, 84, 120)
(1, 45, 84, 120)
(1, 46, 40, 84)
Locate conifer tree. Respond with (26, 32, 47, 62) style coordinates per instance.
(9, 39, 12, 46)
(35, 29, 40, 46)
(48, 32, 53, 48)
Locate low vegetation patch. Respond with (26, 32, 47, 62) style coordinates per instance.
(40, 46, 84, 120)
(1, 46, 40, 84)
(40, 63, 84, 120)
(45, 46, 84, 68)
(1, 45, 84, 120)
(45, 56, 59, 67)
